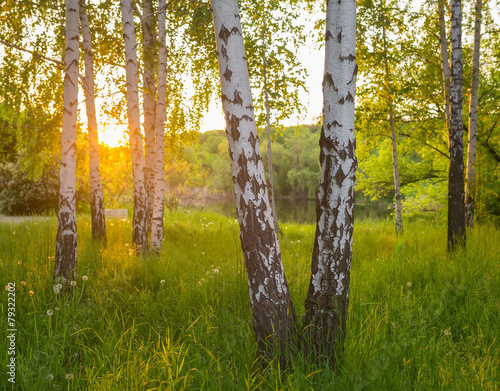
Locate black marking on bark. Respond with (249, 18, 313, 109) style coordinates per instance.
(233, 90, 243, 105)
(223, 66, 233, 81)
(337, 28, 342, 43)
(221, 45, 228, 61)
(347, 139, 355, 159)
(326, 30, 334, 41)
(219, 25, 231, 45)
(339, 148, 347, 161)
(234, 13, 240, 19)
(340, 54, 356, 62)
(246, 103, 254, 110)
(348, 64, 358, 85)
(334, 167, 346, 187)
(248, 132, 257, 150)
(326, 120, 343, 130)
(345, 91, 354, 103)
(236, 152, 249, 190)
(228, 114, 241, 141)
(323, 73, 337, 91)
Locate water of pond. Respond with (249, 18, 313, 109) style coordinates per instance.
(199, 197, 392, 225)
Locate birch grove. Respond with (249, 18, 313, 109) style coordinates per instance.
(54, 0, 79, 284)
(210, 0, 296, 363)
(302, 0, 357, 362)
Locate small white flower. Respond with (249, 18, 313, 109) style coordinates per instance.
(407, 282, 412, 287)
(55, 307, 60, 311)
(213, 268, 219, 274)
(82, 275, 88, 281)
(53, 286, 60, 294)
(70, 281, 77, 287)
(56, 284, 63, 290)
(160, 280, 165, 285)
(47, 310, 53, 316)
(444, 329, 452, 336)
(66, 373, 73, 380)
(46, 374, 54, 381)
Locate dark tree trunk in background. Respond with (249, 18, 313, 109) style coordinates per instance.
(80, 0, 107, 245)
(210, 0, 296, 365)
(465, 0, 482, 228)
(448, 0, 466, 250)
(302, 0, 357, 364)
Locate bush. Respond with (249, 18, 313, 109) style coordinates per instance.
(0, 162, 59, 215)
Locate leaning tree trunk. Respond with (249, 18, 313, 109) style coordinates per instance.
(302, 0, 357, 364)
(141, 0, 157, 227)
(54, 0, 79, 285)
(80, 0, 106, 245)
(438, 0, 451, 131)
(382, 16, 403, 234)
(465, 0, 482, 228)
(210, 0, 296, 364)
(150, 0, 167, 252)
(120, 0, 148, 248)
(448, 0, 466, 250)
(262, 13, 282, 236)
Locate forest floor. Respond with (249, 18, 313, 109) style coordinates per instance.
(0, 210, 498, 390)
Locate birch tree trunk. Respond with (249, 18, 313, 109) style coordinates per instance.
(438, 0, 451, 131)
(382, 16, 403, 234)
(120, 0, 148, 248)
(302, 0, 357, 363)
(80, 0, 106, 245)
(210, 0, 296, 363)
(465, 0, 482, 228)
(262, 13, 281, 236)
(150, 0, 167, 252)
(448, 0, 466, 250)
(141, 0, 157, 226)
(54, 0, 79, 285)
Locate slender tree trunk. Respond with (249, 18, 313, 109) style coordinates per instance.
(465, 0, 482, 228)
(120, 0, 148, 248)
(262, 12, 281, 236)
(448, 0, 466, 250)
(150, 0, 167, 252)
(438, 0, 451, 131)
(54, 0, 79, 285)
(142, 0, 157, 227)
(382, 14, 403, 234)
(302, 0, 357, 363)
(210, 0, 296, 364)
(80, 0, 106, 245)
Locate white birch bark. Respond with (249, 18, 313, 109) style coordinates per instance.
(438, 0, 451, 132)
(303, 0, 357, 362)
(465, 0, 482, 228)
(150, 0, 167, 252)
(120, 0, 148, 248)
(210, 0, 296, 362)
(141, 0, 157, 225)
(80, 0, 106, 245)
(54, 0, 79, 285)
(448, 0, 466, 249)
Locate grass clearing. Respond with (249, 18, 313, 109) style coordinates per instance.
(1, 210, 499, 390)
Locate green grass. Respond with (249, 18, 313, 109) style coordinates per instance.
(0, 210, 499, 390)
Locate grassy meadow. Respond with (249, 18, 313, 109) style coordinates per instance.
(0, 210, 499, 390)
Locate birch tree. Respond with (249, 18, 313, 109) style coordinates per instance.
(120, 0, 148, 248)
(448, 0, 466, 249)
(140, 0, 157, 225)
(465, 0, 482, 227)
(302, 0, 357, 362)
(54, 0, 79, 284)
(210, 0, 296, 362)
(80, 0, 106, 245)
(150, 0, 167, 252)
